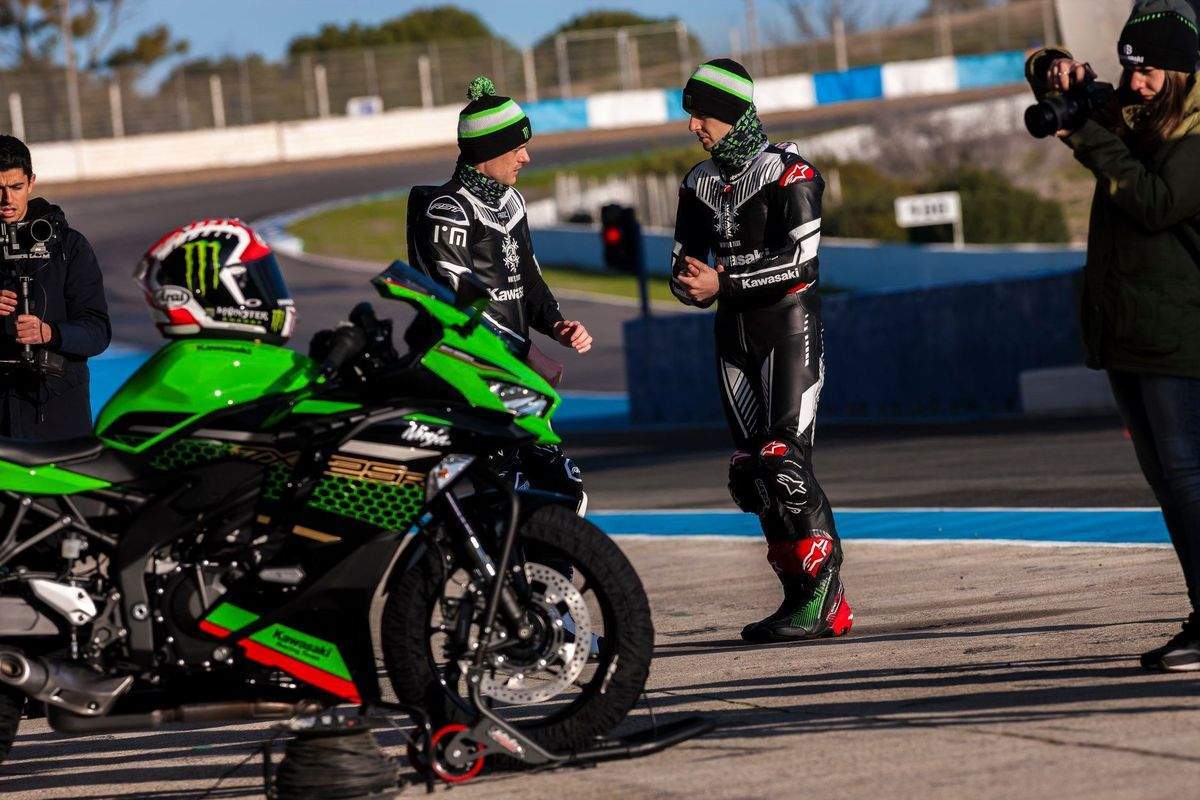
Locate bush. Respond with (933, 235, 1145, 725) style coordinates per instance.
(911, 167, 1069, 245)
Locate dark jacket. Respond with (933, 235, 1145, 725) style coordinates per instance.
(0, 198, 111, 439)
(1028, 49, 1200, 377)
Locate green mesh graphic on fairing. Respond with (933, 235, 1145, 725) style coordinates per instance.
(306, 474, 424, 531)
(788, 573, 833, 630)
(262, 464, 290, 502)
(149, 438, 234, 471)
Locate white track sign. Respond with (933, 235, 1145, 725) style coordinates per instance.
(894, 191, 964, 247)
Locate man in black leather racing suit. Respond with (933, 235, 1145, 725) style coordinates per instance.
(408, 76, 592, 511)
(672, 59, 853, 643)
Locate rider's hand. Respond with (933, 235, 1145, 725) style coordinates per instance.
(15, 314, 51, 345)
(0, 290, 16, 317)
(553, 320, 592, 354)
(675, 256, 722, 304)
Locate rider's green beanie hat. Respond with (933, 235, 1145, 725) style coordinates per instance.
(682, 59, 754, 125)
(457, 76, 532, 164)
(1118, 0, 1199, 74)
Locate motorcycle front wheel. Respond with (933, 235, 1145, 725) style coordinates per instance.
(382, 505, 653, 759)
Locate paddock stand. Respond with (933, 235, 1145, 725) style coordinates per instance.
(263, 704, 714, 797)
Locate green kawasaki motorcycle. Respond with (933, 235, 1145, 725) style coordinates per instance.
(0, 254, 689, 784)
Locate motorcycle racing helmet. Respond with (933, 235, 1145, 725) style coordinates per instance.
(136, 219, 296, 344)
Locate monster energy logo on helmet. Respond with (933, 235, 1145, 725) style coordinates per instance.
(182, 240, 222, 295)
(457, 75, 532, 164)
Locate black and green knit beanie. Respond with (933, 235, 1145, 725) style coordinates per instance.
(1118, 0, 1199, 74)
(457, 76, 532, 164)
(682, 59, 754, 124)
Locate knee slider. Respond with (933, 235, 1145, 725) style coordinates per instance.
(728, 450, 766, 514)
(757, 438, 814, 515)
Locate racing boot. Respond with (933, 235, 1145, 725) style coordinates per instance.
(741, 534, 854, 643)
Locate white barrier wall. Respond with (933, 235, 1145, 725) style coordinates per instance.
(31, 50, 1026, 185)
(880, 57, 959, 98)
(752, 74, 818, 113)
(585, 90, 669, 129)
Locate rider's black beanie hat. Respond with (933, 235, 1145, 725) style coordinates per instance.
(1118, 0, 1199, 74)
(682, 59, 754, 124)
(457, 76, 532, 164)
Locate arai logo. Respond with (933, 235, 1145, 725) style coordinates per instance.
(402, 421, 451, 448)
(154, 286, 192, 309)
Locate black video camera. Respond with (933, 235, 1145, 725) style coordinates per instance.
(0, 218, 65, 378)
(1025, 78, 1115, 139)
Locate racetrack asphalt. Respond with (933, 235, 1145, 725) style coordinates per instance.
(4, 538, 1196, 800)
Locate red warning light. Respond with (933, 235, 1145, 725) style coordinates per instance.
(603, 226, 622, 245)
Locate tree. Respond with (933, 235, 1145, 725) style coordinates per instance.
(0, 0, 186, 72)
(778, 0, 904, 39)
(104, 23, 186, 69)
(287, 6, 495, 54)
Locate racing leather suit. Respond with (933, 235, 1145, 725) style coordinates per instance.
(672, 142, 844, 625)
(409, 178, 584, 509)
(409, 179, 564, 359)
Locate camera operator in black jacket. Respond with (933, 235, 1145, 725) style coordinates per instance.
(0, 135, 110, 440)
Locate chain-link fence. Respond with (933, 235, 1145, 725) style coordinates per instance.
(0, 0, 1054, 145)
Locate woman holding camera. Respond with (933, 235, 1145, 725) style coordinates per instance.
(1028, 0, 1200, 671)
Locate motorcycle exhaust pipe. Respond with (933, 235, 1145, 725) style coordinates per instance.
(0, 648, 48, 694)
(48, 699, 324, 734)
(0, 646, 132, 717)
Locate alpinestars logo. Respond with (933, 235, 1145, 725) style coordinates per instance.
(776, 472, 807, 497)
(779, 163, 815, 186)
(182, 240, 222, 295)
(402, 421, 451, 448)
(501, 234, 520, 274)
(760, 441, 789, 458)
(800, 537, 831, 576)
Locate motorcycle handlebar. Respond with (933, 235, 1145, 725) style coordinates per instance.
(319, 323, 367, 378)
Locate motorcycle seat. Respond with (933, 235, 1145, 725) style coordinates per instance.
(0, 436, 105, 467)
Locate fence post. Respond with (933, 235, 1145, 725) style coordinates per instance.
(314, 64, 330, 118)
(58, 0, 84, 140)
(628, 34, 641, 90)
(417, 55, 434, 108)
(239, 57, 253, 124)
(555, 33, 572, 98)
(491, 40, 505, 86)
(364, 49, 380, 97)
(7, 93, 24, 142)
(521, 48, 538, 103)
(176, 74, 191, 130)
(616, 29, 631, 91)
(676, 20, 692, 84)
(1041, 0, 1057, 46)
(833, 14, 849, 71)
(937, 5, 953, 56)
(209, 74, 226, 128)
(108, 81, 124, 137)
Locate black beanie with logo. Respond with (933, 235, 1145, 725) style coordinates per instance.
(1118, 0, 1199, 74)
(682, 59, 754, 124)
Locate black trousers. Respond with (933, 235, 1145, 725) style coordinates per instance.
(1109, 370, 1200, 623)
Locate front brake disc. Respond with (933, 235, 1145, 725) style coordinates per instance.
(476, 562, 591, 705)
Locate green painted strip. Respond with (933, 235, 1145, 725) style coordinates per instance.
(404, 412, 453, 427)
(0, 460, 112, 495)
(291, 399, 362, 415)
(204, 601, 353, 681)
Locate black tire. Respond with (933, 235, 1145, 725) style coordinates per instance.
(382, 505, 653, 758)
(0, 684, 24, 766)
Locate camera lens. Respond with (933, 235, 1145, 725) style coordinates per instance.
(28, 218, 53, 243)
(1024, 103, 1058, 139)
